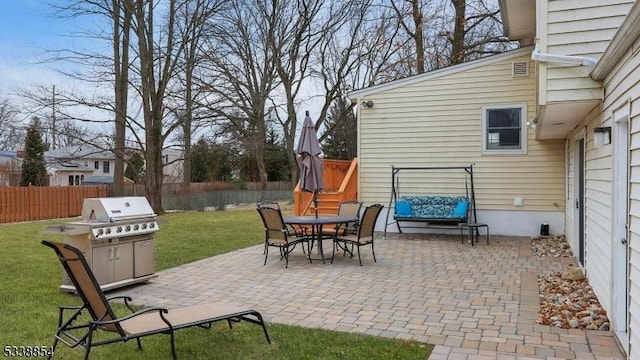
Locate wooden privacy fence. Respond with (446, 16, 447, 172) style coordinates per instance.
(0, 185, 108, 223)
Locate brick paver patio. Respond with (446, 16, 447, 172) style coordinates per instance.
(112, 233, 625, 359)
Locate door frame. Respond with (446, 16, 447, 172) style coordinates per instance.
(612, 104, 630, 351)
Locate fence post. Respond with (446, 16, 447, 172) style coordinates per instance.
(28, 185, 34, 221)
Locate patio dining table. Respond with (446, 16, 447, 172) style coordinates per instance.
(283, 215, 358, 264)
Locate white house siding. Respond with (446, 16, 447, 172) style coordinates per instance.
(563, 38, 640, 357)
(540, 0, 633, 104)
(356, 50, 565, 236)
(631, 93, 640, 360)
(598, 45, 640, 359)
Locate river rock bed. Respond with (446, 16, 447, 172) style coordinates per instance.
(532, 236, 610, 330)
(531, 235, 573, 257)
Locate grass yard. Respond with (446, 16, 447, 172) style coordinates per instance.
(0, 209, 432, 359)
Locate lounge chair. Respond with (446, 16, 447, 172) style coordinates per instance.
(41, 240, 270, 360)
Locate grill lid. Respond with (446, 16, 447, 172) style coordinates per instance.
(81, 196, 156, 222)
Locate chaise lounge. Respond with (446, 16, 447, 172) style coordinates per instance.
(41, 240, 271, 359)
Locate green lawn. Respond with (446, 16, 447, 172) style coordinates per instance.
(0, 209, 432, 359)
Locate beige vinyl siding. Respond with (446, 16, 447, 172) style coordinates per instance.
(630, 98, 640, 360)
(546, 0, 632, 57)
(584, 123, 612, 310)
(541, 0, 633, 105)
(358, 53, 565, 212)
(627, 69, 640, 360)
(565, 137, 575, 247)
(600, 47, 640, 358)
(564, 36, 640, 356)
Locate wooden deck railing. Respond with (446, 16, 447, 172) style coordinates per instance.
(0, 185, 109, 223)
(294, 158, 358, 216)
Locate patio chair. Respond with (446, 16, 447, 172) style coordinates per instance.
(257, 200, 307, 236)
(331, 204, 384, 266)
(41, 240, 270, 360)
(256, 206, 309, 268)
(323, 201, 363, 237)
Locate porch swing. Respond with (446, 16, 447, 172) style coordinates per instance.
(383, 164, 477, 238)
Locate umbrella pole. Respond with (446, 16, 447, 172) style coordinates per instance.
(313, 191, 318, 218)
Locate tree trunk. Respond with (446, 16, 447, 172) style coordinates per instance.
(182, 67, 193, 189)
(412, 0, 424, 73)
(450, 0, 466, 65)
(145, 126, 164, 214)
(113, 0, 132, 196)
(134, 0, 165, 214)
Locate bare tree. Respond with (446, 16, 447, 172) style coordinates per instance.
(198, 0, 279, 190)
(112, 0, 134, 195)
(391, 0, 426, 73)
(173, 0, 226, 190)
(348, 4, 408, 87)
(447, 0, 513, 65)
(384, 0, 513, 73)
(266, 0, 323, 188)
(18, 0, 136, 195)
(0, 99, 24, 151)
(131, 0, 190, 212)
(312, 1, 372, 139)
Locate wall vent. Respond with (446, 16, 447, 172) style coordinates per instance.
(512, 61, 529, 77)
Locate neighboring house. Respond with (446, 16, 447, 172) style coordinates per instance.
(47, 162, 94, 186)
(44, 145, 124, 186)
(162, 148, 184, 184)
(350, 0, 639, 357)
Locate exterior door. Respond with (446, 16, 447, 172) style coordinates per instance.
(612, 107, 630, 351)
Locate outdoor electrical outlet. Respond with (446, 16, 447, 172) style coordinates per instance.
(514, 197, 524, 207)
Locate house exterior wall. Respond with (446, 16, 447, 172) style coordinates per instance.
(601, 43, 640, 360)
(564, 37, 640, 357)
(86, 159, 115, 177)
(566, 105, 613, 306)
(538, 0, 633, 105)
(162, 149, 184, 184)
(356, 51, 565, 236)
(49, 171, 93, 186)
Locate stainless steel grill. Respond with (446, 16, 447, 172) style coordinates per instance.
(43, 196, 159, 292)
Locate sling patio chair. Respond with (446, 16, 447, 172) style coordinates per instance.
(321, 200, 362, 237)
(318, 200, 362, 255)
(41, 240, 270, 360)
(257, 200, 307, 255)
(331, 204, 384, 266)
(256, 206, 309, 268)
(257, 200, 307, 237)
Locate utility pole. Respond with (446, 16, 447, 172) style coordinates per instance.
(52, 85, 56, 149)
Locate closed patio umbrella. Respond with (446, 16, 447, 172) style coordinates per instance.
(297, 111, 324, 217)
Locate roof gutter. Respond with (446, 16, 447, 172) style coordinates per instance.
(532, 44, 597, 67)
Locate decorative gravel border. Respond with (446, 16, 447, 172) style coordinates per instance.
(531, 236, 610, 330)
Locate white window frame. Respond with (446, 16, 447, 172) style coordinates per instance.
(482, 104, 527, 154)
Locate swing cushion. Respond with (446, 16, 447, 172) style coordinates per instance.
(395, 201, 412, 216)
(395, 195, 469, 221)
(453, 200, 469, 218)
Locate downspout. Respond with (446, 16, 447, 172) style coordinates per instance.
(531, 44, 597, 67)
